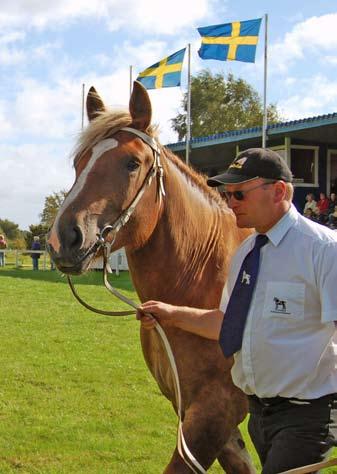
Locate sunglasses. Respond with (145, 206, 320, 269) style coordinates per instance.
(224, 181, 276, 201)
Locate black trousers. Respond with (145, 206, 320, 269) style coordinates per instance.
(248, 394, 337, 474)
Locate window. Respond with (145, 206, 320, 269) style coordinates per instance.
(290, 146, 318, 186)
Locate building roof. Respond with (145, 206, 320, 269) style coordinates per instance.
(167, 112, 337, 151)
(166, 112, 337, 174)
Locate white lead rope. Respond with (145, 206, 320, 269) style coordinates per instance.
(102, 268, 206, 473)
(278, 457, 337, 473)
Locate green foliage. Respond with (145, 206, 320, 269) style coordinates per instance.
(0, 218, 20, 240)
(40, 190, 67, 227)
(171, 70, 281, 140)
(9, 235, 27, 250)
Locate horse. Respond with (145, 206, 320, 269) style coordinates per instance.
(47, 81, 255, 473)
(273, 297, 287, 312)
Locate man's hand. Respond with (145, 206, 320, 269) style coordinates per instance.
(137, 301, 179, 330)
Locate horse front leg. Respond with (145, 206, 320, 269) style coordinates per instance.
(163, 394, 231, 473)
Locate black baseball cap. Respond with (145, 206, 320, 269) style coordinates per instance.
(207, 148, 293, 186)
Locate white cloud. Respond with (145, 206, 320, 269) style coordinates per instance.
(278, 75, 337, 119)
(270, 13, 337, 74)
(0, 0, 217, 34)
(0, 143, 74, 229)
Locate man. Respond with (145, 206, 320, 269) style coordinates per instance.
(138, 148, 337, 474)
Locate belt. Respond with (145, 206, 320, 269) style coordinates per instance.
(248, 393, 337, 407)
(248, 395, 287, 407)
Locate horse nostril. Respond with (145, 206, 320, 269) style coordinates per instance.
(69, 225, 83, 249)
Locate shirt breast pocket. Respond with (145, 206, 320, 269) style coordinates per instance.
(262, 282, 305, 320)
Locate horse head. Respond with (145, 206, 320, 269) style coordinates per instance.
(48, 82, 163, 274)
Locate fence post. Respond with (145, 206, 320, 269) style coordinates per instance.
(116, 252, 120, 276)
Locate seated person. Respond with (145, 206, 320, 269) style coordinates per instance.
(328, 192, 337, 216)
(316, 192, 330, 223)
(328, 205, 337, 229)
(303, 193, 318, 217)
(304, 208, 318, 222)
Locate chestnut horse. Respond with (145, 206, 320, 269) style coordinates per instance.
(48, 82, 255, 473)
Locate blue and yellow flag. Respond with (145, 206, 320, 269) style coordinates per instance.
(197, 18, 262, 63)
(136, 48, 186, 89)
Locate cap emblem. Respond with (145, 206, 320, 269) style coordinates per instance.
(229, 157, 247, 170)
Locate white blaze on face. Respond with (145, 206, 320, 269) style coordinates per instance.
(48, 138, 119, 253)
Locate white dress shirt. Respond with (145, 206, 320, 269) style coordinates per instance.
(220, 204, 337, 399)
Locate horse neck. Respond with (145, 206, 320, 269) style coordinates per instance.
(126, 157, 241, 308)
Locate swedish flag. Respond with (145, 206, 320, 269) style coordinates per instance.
(198, 18, 262, 63)
(136, 48, 186, 89)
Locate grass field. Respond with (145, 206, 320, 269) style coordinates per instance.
(0, 267, 336, 473)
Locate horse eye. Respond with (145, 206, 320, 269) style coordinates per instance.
(126, 159, 140, 172)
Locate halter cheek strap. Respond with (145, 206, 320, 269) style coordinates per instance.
(121, 127, 165, 200)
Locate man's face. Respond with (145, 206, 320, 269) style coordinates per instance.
(224, 178, 277, 229)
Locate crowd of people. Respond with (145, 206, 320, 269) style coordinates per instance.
(303, 191, 337, 228)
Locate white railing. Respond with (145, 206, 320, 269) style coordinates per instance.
(0, 250, 50, 270)
(0, 249, 129, 272)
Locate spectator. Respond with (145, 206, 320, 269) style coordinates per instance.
(328, 192, 337, 217)
(328, 205, 337, 229)
(316, 192, 330, 223)
(304, 208, 318, 222)
(0, 234, 7, 267)
(303, 193, 318, 217)
(31, 236, 41, 270)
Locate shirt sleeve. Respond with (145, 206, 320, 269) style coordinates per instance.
(315, 240, 337, 323)
(219, 249, 243, 313)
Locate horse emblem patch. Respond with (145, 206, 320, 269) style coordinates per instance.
(272, 296, 288, 314)
(241, 270, 251, 285)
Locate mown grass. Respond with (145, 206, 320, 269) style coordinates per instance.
(0, 268, 335, 473)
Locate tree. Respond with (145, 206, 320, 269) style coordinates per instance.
(171, 70, 281, 140)
(40, 190, 67, 227)
(0, 219, 20, 240)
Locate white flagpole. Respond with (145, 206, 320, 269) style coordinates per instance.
(81, 83, 85, 130)
(262, 14, 268, 148)
(129, 65, 133, 97)
(186, 44, 191, 166)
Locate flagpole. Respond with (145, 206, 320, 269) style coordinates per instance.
(186, 43, 191, 166)
(129, 66, 133, 97)
(81, 83, 85, 130)
(262, 14, 268, 148)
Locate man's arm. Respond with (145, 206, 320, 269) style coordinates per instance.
(137, 301, 223, 341)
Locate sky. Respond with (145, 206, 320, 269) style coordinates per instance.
(1, 0, 337, 230)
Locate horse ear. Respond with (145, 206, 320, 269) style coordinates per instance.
(129, 81, 152, 131)
(86, 86, 106, 122)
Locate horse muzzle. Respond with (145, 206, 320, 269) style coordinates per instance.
(47, 224, 99, 275)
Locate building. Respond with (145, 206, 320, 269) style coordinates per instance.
(167, 113, 337, 211)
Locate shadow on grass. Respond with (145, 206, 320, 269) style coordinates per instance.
(0, 268, 135, 291)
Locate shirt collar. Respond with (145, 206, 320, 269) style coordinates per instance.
(264, 204, 298, 247)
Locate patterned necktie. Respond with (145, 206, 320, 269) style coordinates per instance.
(219, 234, 268, 358)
